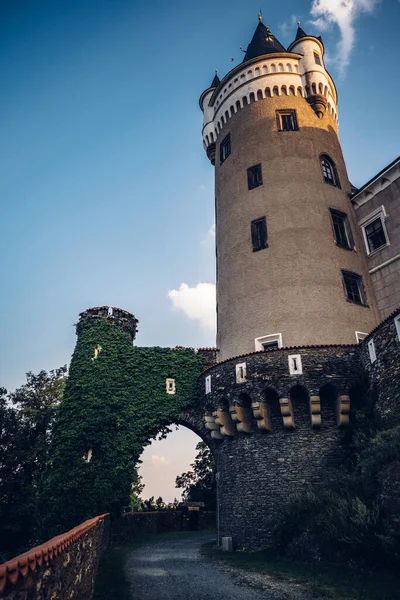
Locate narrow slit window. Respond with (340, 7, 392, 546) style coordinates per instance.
(251, 217, 268, 252)
(247, 164, 263, 190)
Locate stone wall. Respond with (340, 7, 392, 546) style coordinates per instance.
(0, 515, 109, 600)
(360, 307, 400, 427)
(196, 345, 364, 549)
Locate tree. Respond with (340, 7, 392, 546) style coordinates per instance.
(175, 442, 216, 509)
(0, 367, 67, 560)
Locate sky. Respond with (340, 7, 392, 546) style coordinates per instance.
(1, 0, 399, 501)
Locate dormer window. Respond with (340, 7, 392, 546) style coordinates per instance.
(321, 154, 341, 189)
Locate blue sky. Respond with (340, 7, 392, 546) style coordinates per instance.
(1, 0, 399, 500)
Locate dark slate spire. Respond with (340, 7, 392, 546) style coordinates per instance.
(210, 72, 220, 88)
(295, 24, 308, 40)
(242, 22, 286, 62)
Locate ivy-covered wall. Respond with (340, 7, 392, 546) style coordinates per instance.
(39, 309, 206, 536)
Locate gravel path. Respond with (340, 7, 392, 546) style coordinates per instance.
(125, 533, 316, 600)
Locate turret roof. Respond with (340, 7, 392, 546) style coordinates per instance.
(295, 25, 308, 40)
(210, 72, 220, 88)
(243, 22, 286, 62)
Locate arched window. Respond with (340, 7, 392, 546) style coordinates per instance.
(320, 154, 341, 188)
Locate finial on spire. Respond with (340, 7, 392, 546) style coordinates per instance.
(297, 21, 301, 26)
(214, 68, 218, 73)
(258, 9, 263, 22)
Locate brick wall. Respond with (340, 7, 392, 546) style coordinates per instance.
(0, 515, 109, 600)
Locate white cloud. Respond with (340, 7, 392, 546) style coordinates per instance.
(309, 0, 381, 77)
(151, 455, 171, 468)
(168, 282, 216, 332)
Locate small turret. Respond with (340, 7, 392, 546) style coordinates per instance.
(78, 306, 138, 341)
(199, 72, 221, 165)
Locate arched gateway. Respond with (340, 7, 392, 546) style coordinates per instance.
(42, 306, 363, 550)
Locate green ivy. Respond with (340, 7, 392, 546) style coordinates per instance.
(39, 316, 204, 537)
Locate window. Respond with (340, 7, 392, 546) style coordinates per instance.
(205, 375, 211, 394)
(235, 363, 246, 384)
(329, 209, 354, 250)
(220, 134, 231, 163)
(277, 110, 298, 131)
(355, 331, 368, 343)
(364, 217, 387, 253)
(166, 378, 176, 395)
(395, 315, 400, 341)
(288, 355, 303, 375)
(255, 333, 282, 352)
(251, 217, 268, 252)
(368, 339, 376, 364)
(247, 164, 263, 190)
(341, 270, 367, 306)
(314, 52, 321, 65)
(321, 154, 341, 188)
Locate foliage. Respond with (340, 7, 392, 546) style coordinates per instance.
(175, 442, 216, 509)
(128, 470, 144, 512)
(0, 367, 67, 560)
(39, 315, 204, 537)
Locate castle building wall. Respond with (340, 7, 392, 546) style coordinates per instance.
(353, 160, 400, 320)
(213, 91, 378, 359)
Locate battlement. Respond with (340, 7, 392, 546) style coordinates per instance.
(78, 306, 139, 340)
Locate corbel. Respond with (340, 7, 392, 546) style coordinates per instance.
(214, 408, 235, 436)
(309, 395, 321, 428)
(336, 395, 350, 426)
(229, 404, 252, 433)
(204, 411, 223, 439)
(251, 400, 271, 431)
(279, 397, 295, 430)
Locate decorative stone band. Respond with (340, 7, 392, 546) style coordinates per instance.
(0, 514, 108, 594)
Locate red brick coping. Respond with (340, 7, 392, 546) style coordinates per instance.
(0, 514, 108, 593)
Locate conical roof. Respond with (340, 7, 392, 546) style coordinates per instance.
(242, 22, 286, 62)
(295, 25, 308, 40)
(210, 73, 220, 88)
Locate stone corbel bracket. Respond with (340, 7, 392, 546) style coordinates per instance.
(337, 395, 350, 426)
(214, 408, 235, 436)
(279, 397, 295, 430)
(230, 404, 252, 433)
(309, 395, 321, 428)
(251, 400, 271, 431)
(204, 410, 223, 439)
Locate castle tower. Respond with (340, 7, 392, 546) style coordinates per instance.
(200, 20, 378, 360)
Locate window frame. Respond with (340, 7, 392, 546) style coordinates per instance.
(251, 216, 268, 252)
(276, 109, 299, 132)
(355, 331, 368, 343)
(220, 133, 231, 164)
(235, 363, 247, 384)
(313, 52, 322, 66)
(367, 339, 376, 364)
(329, 208, 354, 251)
(320, 154, 341, 189)
(247, 164, 263, 190)
(255, 333, 283, 352)
(359, 206, 389, 255)
(341, 270, 368, 306)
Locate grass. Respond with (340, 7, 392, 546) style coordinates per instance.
(201, 542, 400, 600)
(93, 530, 214, 600)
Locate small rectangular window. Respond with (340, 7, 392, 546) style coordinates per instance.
(251, 217, 268, 252)
(364, 217, 387, 253)
(368, 339, 376, 364)
(255, 333, 282, 351)
(220, 134, 231, 164)
(288, 354, 303, 375)
(355, 331, 368, 343)
(235, 363, 247, 383)
(247, 164, 263, 190)
(277, 110, 298, 132)
(342, 270, 367, 306)
(329, 209, 354, 250)
(314, 52, 321, 65)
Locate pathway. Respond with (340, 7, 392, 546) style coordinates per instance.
(125, 532, 315, 600)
